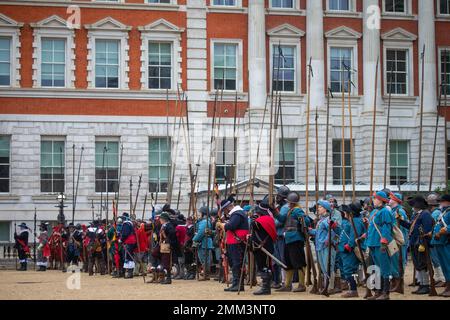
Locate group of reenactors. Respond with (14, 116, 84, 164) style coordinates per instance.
(13, 187, 450, 300)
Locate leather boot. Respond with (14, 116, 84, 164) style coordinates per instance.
(224, 270, 243, 292)
(341, 290, 359, 298)
(161, 272, 172, 285)
(415, 285, 430, 295)
(390, 277, 404, 294)
(124, 268, 134, 279)
(376, 278, 391, 300)
(253, 271, 271, 295)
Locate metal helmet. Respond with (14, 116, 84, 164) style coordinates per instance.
(286, 191, 300, 204)
(426, 192, 440, 206)
(198, 206, 209, 216)
(277, 186, 290, 198)
(210, 208, 219, 217)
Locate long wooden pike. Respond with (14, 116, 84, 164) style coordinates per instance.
(115, 144, 124, 213)
(278, 93, 287, 185)
(344, 62, 356, 202)
(129, 178, 133, 215)
(429, 75, 443, 192)
(141, 193, 147, 221)
(383, 66, 394, 189)
(100, 146, 107, 220)
(369, 57, 380, 198)
(206, 87, 219, 221)
(231, 91, 238, 195)
(341, 63, 346, 204)
(73, 145, 84, 224)
(444, 50, 449, 191)
(323, 88, 332, 197)
(132, 173, 142, 218)
(418, 45, 425, 193)
(305, 57, 313, 210)
(165, 89, 172, 201)
(181, 92, 195, 214)
(314, 109, 319, 206)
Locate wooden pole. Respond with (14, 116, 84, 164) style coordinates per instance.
(305, 57, 313, 210)
(341, 64, 346, 204)
(383, 66, 394, 189)
(429, 78, 443, 192)
(347, 67, 356, 202)
(369, 57, 380, 198)
(314, 109, 319, 206)
(324, 88, 332, 198)
(417, 45, 425, 193)
(444, 50, 449, 191)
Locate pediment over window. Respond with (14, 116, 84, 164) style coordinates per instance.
(30, 15, 67, 29)
(267, 23, 305, 38)
(325, 26, 362, 39)
(381, 27, 417, 41)
(138, 18, 184, 33)
(85, 17, 131, 31)
(0, 13, 23, 28)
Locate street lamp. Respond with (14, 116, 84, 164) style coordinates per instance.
(56, 192, 67, 226)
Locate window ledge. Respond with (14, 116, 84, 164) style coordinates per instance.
(87, 194, 129, 202)
(266, 8, 305, 16)
(381, 13, 417, 20)
(0, 194, 20, 201)
(324, 11, 362, 19)
(32, 194, 66, 202)
(436, 14, 450, 21)
(207, 6, 247, 14)
(329, 94, 362, 103)
(272, 93, 305, 103)
(207, 91, 248, 101)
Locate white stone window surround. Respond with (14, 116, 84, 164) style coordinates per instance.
(207, 0, 246, 13)
(267, 24, 305, 95)
(138, 19, 184, 92)
(381, 28, 416, 97)
(437, 0, 450, 17)
(325, 0, 360, 18)
(31, 15, 75, 89)
(40, 136, 66, 195)
(85, 17, 131, 90)
(0, 14, 22, 88)
(267, 0, 304, 16)
(438, 46, 450, 100)
(325, 26, 361, 96)
(382, 0, 414, 16)
(210, 38, 244, 93)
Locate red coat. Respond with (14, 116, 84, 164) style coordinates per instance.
(135, 224, 149, 253)
(176, 225, 187, 246)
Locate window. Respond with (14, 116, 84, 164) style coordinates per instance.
(385, 0, 406, 13)
(440, 49, 450, 96)
(148, 42, 172, 89)
(272, 0, 294, 8)
(386, 49, 408, 95)
(40, 139, 65, 193)
(332, 139, 353, 185)
(213, 0, 236, 5)
(95, 39, 119, 88)
(329, 47, 353, 93)
(41, 38, 65, 87)
(329, 0, 350, 11)
(215, 137, 236, 184)
(0, 37, 11, 86)
(390, 140, 409, 185)
(273, 45, 295, 92)
(149, 0, 171, 2)
(95, 140, 119, 193)
(440, 0, 450, 14)
(0, 222, 10, 242)
(149, 138, 171, 192)
(275, 139, 296, 184)
(0, 136, 10, 193)
(213, 43, 237, 91)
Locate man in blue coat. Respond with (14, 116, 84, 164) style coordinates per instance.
(365, 190, 394, 300)
(431, 194, 450, 297)
(427, 193, 446, 287)
(193, 206, 214, 281)
(398, 195, 434, 295)
(273, 186, 290, 289)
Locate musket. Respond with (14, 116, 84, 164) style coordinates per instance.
(133, 174, 142, 218)
(237, 222, 252, 295)
(417, 45, 425, 193)
(323, 88, 333, 197)
(300, 214, 318, 294)
(369, 57, 380, 198)
(73, 146, 84, 224)
(384, 66, 394, 189)
(348, 212, 372, 298)
(419, 226, 437, 296)
(305, 57, 313, 210)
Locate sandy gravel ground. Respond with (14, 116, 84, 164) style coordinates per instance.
(0, 263, 447, 300)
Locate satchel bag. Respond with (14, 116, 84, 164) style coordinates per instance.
(160, 242, 171, 254)
(392, 224, 405, 245)
(373, 220, 399, 257)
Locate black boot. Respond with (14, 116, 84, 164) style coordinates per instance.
(253, 271, 271, 295)
(161, 271, 172, 284)
(124, 268, 134, 279)
(415, 285, 430, 295)
(225, 269, 244, 292)
(22, 262, 27, 271)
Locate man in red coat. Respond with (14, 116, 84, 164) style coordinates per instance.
(134, 222, 149, 276)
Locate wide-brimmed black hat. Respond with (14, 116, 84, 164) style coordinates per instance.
(349, 202, 362, 216)
(18, 222, 28, 229)
(407, 195, 428, 210)
(439, 194, 450, 203)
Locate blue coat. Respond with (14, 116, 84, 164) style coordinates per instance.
(366, 206, 394, 247)
(193, 218, 214, 249)
(391, 205, 410, 246)
(431, 206, 450, 246)
(278, 207, 308, 244)
(310, 215, 340, 251)
(398, 209, 433, 246)
(338, 216, 367, 252)
(275, 203, 289, 237)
